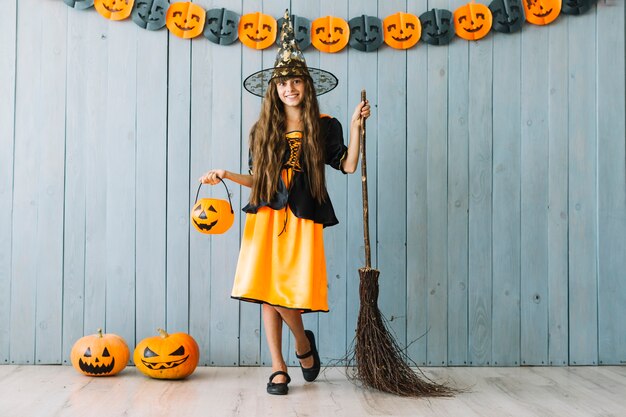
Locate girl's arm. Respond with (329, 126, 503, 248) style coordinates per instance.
(342, 100, 371, 174)
(199, 169, 253, 188)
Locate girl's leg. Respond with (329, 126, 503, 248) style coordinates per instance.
(275, 307, 314, 369)
(262, 304, 288, 382)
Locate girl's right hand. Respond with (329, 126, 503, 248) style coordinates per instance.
(199, 169, 227, 185)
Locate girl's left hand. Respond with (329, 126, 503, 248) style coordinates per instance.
(351, 99, 371, 127)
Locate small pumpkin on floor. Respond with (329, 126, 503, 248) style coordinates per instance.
(70, 329, 130, 376)
(134, 329, 199, 379)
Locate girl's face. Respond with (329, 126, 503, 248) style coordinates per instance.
(275, 77, 305, 108)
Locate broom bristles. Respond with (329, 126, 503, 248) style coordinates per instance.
(348, 267, 457, 397)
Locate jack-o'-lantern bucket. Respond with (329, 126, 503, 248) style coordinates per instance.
(190, 179, 234, 235)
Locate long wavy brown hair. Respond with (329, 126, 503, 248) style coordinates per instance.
(248, 76, 326, 205)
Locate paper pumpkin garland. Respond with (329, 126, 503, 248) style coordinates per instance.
(204, 8, 240, 45)
(523, 0, 562, 25)
(489, 0, 524, 33)
(383, 12, 421, 50)
(276, 14, 312, 51)
(134, 329, 200, 379)
(561, 0, 595, 15)
(70, 329, 130, 377)
(64, 0, 94, 10)
(131, 0, 168, 30)
(311, 16, 350, 53)
(239, 12, 277, 49)
(420, 8, 455, 46)
(94, 0, 134, 20)
(166, 2, 205, 38)
(454, 2, 493, 41)
(349, 15, 384, 52)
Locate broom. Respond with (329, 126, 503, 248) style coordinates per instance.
(351, 90, 455, 397)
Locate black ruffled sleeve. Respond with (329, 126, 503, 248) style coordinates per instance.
(322, 117, 348, 173)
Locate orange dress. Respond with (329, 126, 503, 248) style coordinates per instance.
(231, 131, 332, 312)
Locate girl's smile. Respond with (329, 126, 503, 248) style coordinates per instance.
(276, 78, 305, 107)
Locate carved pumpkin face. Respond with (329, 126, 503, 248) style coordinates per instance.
(523, 0, 562, 25)
(191, 198, 234, 234)
(454, 2, 493, 41)
(70, 329, 130, 377)
(489, 0, 524, 33)
(311, 16, 350, 53)
(383, 12, 421, 50)
(239, 12, 277, 49)
(63, 0, 94, 10)
(419, 8, 455, 46)
(204, 8, 240, 45)
(166, 2, 206, 39)
(349, 15, 383, 52)
(562, 0, 594, 15)
(134, 329, 200, 379)
(132, 0, 168, 30)
(276, 14, 312, 51)
(94, 0, 135, 20)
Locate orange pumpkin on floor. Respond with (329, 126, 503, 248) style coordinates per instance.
(70, 329, 130, 376)
(166, 2, 206, 39)
(523, 0, 562, 25)
(94, 0, 134, 20)
(383, 12, 421, 50)
(454, 2, 493, 41)
(311, 16, 350, 53)
(134, 329, 200, 379)
(239, 12, 277, 49)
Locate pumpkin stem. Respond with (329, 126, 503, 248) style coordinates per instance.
(157, 328, 169, 338)
(97, 328, 103, 338)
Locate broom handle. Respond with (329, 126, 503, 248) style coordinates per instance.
(359, 90, 372, 269)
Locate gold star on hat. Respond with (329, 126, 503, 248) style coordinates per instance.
(243, 10, 338, 97)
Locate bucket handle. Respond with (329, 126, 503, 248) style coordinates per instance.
(194, 177, 234, 214)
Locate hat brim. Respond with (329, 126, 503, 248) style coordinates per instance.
(243, 67, 338, 98)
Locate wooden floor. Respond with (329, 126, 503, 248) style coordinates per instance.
(1, 365, 625, 417)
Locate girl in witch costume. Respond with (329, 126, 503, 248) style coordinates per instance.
(200, 11, 369, 395)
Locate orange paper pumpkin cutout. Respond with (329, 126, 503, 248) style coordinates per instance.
(311, 16, 350, 53)
(454, 2, 493, 41)
(239, 12, 277, 50)
(383, 12, 421, 50)
(166, 2, 206, 39)
(523, 0, 562, 25)
(94, 0, 134, 21)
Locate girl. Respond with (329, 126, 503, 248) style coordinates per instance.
(201, 12, 370, 395)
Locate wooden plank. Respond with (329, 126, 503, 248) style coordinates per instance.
(597, 1, 626, 365)
(519, 25, 549, 366)
(406, 0, 430, 366)
(10, 0, 44, 364)
(238, 0, 263, 367)
(491, 20, 521, 367)
(568, 8, 598, 366)
(166, 30, 192, 335)
(33, 0, 66, 364)
(134, 27, 168, 345)
(547, 17, 569, 366)
(0, 0, 17, 365)
(375, 0, 408, 350)
(103, 19, 137, 347)
(467, 36, 493, 367)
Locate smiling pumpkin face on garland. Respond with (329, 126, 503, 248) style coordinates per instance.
(311, 16, 350, 53)
(523, 0, 562, 25)
(419, 8, 455, 46)
(454, 2, 493, 41)
(349, 15, 384, 52)
(166, 2, 206, 39)
(94, 0, 135, 20)
(239, 12, 277, 49)
(132, 0, 168, 30)
(134, 329, 200, 379)
(70, 329, 130, 376)
(561, 0, 594, 15)
(383, 12, 421, 50)
(489, 0, 525, 34)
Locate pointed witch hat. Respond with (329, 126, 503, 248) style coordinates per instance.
(243, 9, 338, 97)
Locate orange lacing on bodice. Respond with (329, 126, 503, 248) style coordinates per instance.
(285, 131, 303, 172)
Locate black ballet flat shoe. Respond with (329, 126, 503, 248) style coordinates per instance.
(296, 330, 321, 382)
(267, 371, 291, 395)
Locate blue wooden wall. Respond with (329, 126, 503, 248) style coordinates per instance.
(0, 0, 625, 367)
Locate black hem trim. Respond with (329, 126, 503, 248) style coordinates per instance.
(231, 296, 329, 314)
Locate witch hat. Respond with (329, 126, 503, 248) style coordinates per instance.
(243, 10, 338, 97)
